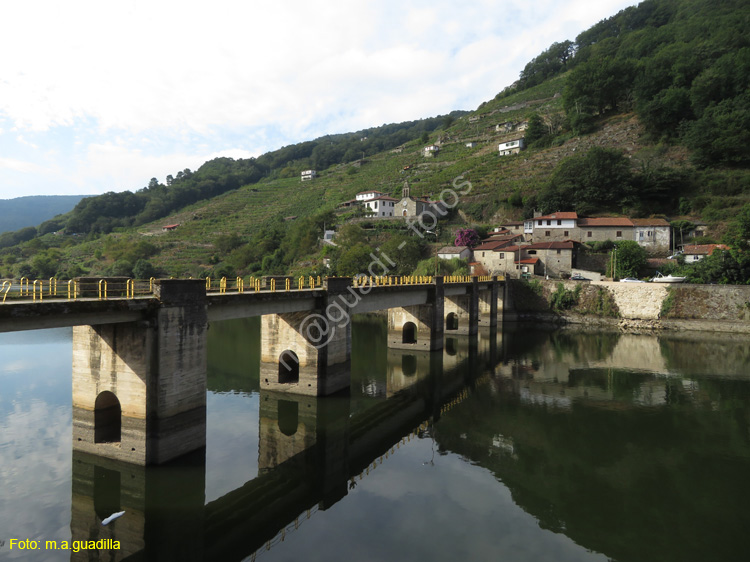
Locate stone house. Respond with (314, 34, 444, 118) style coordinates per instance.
(437, 246, 472, 261)
(631, 218, 671, 250)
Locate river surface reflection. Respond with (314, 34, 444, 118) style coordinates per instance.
(1, 317, 749, 561)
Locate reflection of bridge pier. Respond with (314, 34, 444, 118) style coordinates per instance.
(70, 449, 206, 561)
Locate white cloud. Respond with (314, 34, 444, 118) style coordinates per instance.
(0, 0, 638, 198)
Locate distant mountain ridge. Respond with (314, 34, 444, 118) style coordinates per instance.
(0, 195, 88, 234)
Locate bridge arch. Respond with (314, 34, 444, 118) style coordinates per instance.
(446, 312, 459, 331)
(278, 350, 300, 384)
(402, 322, 417, 344)
(94, 391, 121, 444)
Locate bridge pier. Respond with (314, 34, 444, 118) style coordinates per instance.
(479, 278, 498, 328)
(72, 279, 208, 466)
(444, 278, 479, 336)
(260, 277, 352, 396)
(388, 277, 444, 351)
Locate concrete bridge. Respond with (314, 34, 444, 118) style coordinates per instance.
(0, 275, 504, 465)
(68, 332, 502, 561)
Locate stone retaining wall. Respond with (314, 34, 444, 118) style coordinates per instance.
(505, 279, 750, 334)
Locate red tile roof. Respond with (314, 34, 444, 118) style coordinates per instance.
(682, 244, 729, 255)
(577, 217, 634, 227)
(516, 257, 539, 264)
(474, 240, 512, 251)
(534, 212, 578, 221)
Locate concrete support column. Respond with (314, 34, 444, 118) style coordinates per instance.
(388, 277, 444, 351)
(72, 279, 208, 465)
(444, 279, 479, 336)
(478, 279, 498, 328)
(260, 278, 352, 396)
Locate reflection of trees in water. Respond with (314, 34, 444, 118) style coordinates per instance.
(547, 330, 620, 364)
(435, 375, 750, 562)
(659, 335, 750, 378)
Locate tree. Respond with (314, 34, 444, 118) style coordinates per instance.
(539, 147, 634, 214)
(525, 113, 547, 146)
(133, 259, 157, 279)
(609, 241, 647, 278)
(723, 203, 750, 251)
(336, 243, 374, 276)
(454, 228, 480, 248)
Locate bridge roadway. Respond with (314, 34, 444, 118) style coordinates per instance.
(70, 331, 501, 561)
(0, 279, 496, 332)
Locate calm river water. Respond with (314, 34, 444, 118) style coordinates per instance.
(1, 316, 749, 561)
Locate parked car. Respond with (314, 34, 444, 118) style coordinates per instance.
(570, 274, 590, 281)
(619, 277, 645, 283)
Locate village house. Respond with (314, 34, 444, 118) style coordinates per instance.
(300, 169, 317, 181)
(512, 212, 671, 252)
(631, 218, 671, 249)
(355, 190, 385, 201)
(437, 246, 472, 261)
(472, 238, 577, 278)
(498, 138, 525, 156)
(423, 144, 440, 157)
(680, 244, 729, 262)
(363, 195, 398, 218)
(576, 217, 634, 243)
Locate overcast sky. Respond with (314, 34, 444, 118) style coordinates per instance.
(0, 0, 638, 199)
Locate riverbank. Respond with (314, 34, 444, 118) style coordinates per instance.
(504, 279, 750, 334)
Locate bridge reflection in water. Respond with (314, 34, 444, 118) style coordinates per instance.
(69, 325, 501, 561)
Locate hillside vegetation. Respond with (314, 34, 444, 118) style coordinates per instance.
(1, 0, 749, 283)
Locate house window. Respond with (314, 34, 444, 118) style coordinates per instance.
(528, 250, 537, 255)
(587, 231, 592, 238)
(564, 231, 569, 237)
(557, 220, 562, 225)
(499, 253, 505, 258)
(481, 252, 485, 257)
(545, 231, 551, 236)
(546, 220, 551, 226)
(616, 231, 622, 238)
(537, 220, 542, 226)
(557, 249, 561, 254)
(648, 231, 652, 237)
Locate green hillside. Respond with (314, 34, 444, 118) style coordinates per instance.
(0, 195, 87, 234)
(1, 0, 749, 283)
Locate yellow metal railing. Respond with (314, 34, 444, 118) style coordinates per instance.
(1, 273, 500, 304)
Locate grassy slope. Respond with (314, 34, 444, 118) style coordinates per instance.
(27, 73, 747, 277)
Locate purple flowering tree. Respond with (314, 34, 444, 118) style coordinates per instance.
(454, 228, 480, 248)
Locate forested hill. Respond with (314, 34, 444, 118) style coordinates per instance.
(504, 0, 749, 168)
(60, 112, 465, 235)
(1, 0, 749, 282)
(0, 195, 87, 234)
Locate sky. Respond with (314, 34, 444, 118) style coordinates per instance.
(0, 0, 638, 199)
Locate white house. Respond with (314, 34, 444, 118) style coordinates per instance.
(423, 145, 440, 157)
(465, 141, 477, 148)
(301, 170, 317, 181)
(681, 244, 729, 262)
(498, 138, 525, 156)
(355, 190, 385, 202)
(437, 246, 472, 260)
(363, 195, 398, 217)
